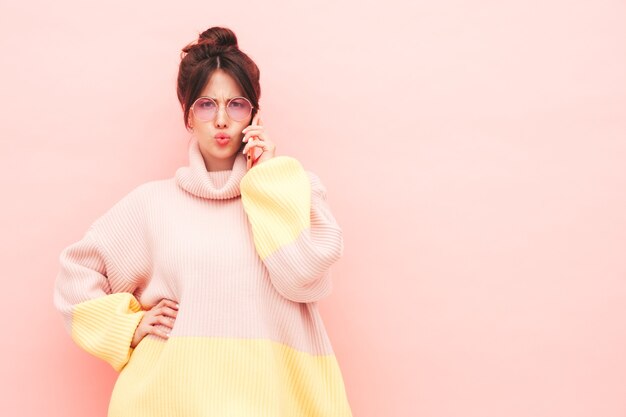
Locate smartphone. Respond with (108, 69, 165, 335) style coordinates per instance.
(246, 116, 259, 170)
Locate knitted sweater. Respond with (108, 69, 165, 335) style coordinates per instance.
(52, 136, 353, 417)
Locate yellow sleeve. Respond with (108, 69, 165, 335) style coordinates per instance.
(53, 228, 146, 372)
(240, 156, 344, 303)
(53, 187, 151, 371)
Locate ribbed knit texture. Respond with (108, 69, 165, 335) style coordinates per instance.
(53, 136, 352, 417)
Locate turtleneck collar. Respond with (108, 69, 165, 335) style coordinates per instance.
(175, 136, 248, 200)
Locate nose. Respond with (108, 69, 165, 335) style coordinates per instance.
(214, 105, 228, 128)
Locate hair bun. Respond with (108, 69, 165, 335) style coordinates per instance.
(198, 27, 238, 48)
(181, 27, 238, 57)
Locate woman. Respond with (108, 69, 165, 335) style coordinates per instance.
(53, 26, 353, 417)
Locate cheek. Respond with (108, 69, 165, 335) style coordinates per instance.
(236, 124, 248, 140)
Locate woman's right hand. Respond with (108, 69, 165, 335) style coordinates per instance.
(131, 298, 179, 349)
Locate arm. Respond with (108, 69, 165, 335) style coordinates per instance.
(240, 156, 345, 303)
(53, 187, 151, 372)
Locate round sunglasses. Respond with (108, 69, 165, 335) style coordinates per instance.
(190, 96, 254, 122)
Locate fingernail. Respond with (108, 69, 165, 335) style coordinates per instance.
(176, 303, 179, 308)
(166, 333, 171, 338)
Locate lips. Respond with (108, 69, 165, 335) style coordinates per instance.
(215, 134, 231, 147)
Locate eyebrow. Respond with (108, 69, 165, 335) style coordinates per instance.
(207, 96, 239, 101)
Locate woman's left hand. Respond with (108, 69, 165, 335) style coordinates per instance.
(242, 112, 276, 170)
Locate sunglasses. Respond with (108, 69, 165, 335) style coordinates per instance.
(190, 96, 254, 122)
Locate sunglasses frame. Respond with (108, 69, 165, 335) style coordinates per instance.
(190, 96, 254, 122)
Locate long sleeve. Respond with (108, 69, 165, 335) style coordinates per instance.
(53, 186, 152, 372)
(240, 156, 345, 303)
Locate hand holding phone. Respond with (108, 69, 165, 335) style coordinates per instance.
(245, 114, 260, 170)
(242, 112, 275, 170)
(244, 113, 263, 170)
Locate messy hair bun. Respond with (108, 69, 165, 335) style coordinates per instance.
(181, 27, 238, 57)
(177, 26, 261, 142)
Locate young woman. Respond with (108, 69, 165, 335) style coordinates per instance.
(53, 26, 353, 417)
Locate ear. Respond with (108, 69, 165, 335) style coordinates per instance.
(187, 111, 194, 130)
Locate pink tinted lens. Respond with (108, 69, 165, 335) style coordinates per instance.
(194, 98, 217, 121)
(227, 98, 252, 121)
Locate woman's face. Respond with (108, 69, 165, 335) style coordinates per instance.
(188, 69, 252, 171)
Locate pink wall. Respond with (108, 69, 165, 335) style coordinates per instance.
(1, 0, 625, 416)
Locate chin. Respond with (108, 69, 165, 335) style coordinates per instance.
(214, 145, 241, 158)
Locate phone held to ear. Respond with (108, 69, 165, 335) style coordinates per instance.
(245, 117, 260, 170)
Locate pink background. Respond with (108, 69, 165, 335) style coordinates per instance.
(1, 1, 625, 416)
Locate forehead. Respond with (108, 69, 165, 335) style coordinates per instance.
(200, 70, 243, 99)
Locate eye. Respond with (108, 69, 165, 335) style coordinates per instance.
(229, 98, 248, 108)
(198, 99, 216, 109)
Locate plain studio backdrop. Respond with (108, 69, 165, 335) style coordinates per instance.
(1, 0, 625, 416)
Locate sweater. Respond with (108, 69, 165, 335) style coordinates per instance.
(52, 136, 353, 417)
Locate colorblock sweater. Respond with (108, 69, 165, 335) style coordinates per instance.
(52, 136, 353, 417)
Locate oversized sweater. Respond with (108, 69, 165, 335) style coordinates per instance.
(52, 136, 353, 417)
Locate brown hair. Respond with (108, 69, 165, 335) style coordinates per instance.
(177, 27, 261, 150)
